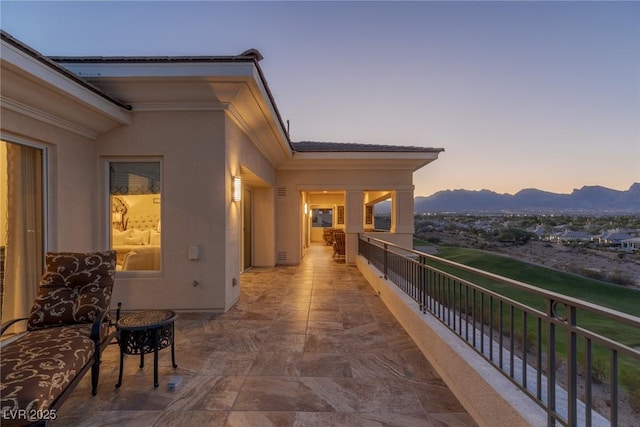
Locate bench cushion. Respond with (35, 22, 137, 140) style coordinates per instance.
(0, 324, 95, 413)
(27, 251, 115, 331)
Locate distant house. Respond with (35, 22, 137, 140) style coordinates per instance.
(621, 237, 640, 252)
(596, 229, 633, 247)
(553, 230, 593, 244)
(530, 224, 547, 239)
(0, 31, 443, 319)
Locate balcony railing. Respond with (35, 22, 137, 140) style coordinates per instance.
(358, 235, 640, 427)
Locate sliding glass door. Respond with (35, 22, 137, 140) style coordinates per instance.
(0, 140, 45, 324)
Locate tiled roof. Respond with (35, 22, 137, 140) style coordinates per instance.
(48, 49, 264, 64)
(292, 141, 444, 153)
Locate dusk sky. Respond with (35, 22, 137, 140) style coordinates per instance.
(2, 1, 638, 197)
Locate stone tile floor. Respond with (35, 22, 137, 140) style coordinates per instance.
(53, 244, 477, 426)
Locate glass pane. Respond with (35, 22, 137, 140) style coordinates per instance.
(312, 208, 333, 228)
(110, 161, 161, 271)
(1, 141, 44, 324)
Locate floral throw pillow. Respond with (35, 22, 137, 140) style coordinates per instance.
(27, 251, 116, 330)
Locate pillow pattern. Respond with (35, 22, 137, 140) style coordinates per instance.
(130, 228, 151, 245)
(112, 229, 131, 246)
(124, 236, 145, 245)
(27, 251, 116, 331)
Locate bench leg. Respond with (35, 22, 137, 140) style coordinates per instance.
(171, 323, 177, 369)
(91, 349, 101, 395)
(116, 349, 124, 388)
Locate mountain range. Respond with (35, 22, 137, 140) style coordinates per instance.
(406, 183, 640, 214)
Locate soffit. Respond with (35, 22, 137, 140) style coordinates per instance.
(57, 61, 292, 166)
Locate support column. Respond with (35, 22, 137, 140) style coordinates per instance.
(391, 189, 415, 248)
(345, 190, 364, 264)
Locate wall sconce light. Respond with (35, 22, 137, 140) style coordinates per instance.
(304, 203, 308, 215)
(233, 176, 242, 202)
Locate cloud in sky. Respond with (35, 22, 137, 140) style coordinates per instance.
(2, 1, 638, 196)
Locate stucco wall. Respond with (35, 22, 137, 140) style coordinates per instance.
(225, 117, 277, 309)
(96, 110, 228, 311)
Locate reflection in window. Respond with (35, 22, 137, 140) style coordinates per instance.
(311, 208, 333, 228)
(109, 161, 161, 271)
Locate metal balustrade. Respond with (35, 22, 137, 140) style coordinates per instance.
(358, 234, 640, 427)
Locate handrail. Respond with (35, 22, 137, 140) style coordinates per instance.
(358, 234, 640, 427)
(361, 235, 640, 329)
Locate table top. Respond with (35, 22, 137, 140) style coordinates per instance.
(117, 310, 177, 331)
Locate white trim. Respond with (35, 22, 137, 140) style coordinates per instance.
(2, 96, 100, 139)
(0, 136, 50, 257)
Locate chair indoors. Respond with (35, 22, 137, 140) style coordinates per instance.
(322, 227, 335, 245)
(1, 251, 118, 424)
(332, 230, 346, 261)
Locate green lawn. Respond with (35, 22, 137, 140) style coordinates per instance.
(419, 245, 640, 389)
(432, 246, 640, 316)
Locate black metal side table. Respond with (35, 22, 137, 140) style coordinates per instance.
(115, 309, 177, 388)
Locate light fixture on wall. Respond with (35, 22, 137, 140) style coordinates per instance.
(304, 203, 308, 215)
(233, 176, 242, 202)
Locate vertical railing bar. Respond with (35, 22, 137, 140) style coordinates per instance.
(510, 305, 515, 379)
(610, 349, 618, 427)
(472, 288, 477, 348)
(465, 285, 470, 341)
(383, 243, 388, 280)
(537, 317, 542, 400)
(451, 278, 455, 329)
(522, 311, 528, 389)
(480, 292, 485, 355)
(489, 296, 494, 361)
(585, 338, 592, 427)
(499, 300, 504, 369)
(456, 281, 462, 336)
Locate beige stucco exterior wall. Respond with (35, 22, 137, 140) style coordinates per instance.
(96, 110, 228, 311)
(225, 117, 277, 308)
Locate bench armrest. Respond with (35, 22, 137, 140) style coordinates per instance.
(90, 310, 109, 343)
(0, 318, 28, 336)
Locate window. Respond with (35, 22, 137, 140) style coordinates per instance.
(311, 208, 333, 228)
(109, 161, 161, 271)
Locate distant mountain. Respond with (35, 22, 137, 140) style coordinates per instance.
(409, 183, 640, 214)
